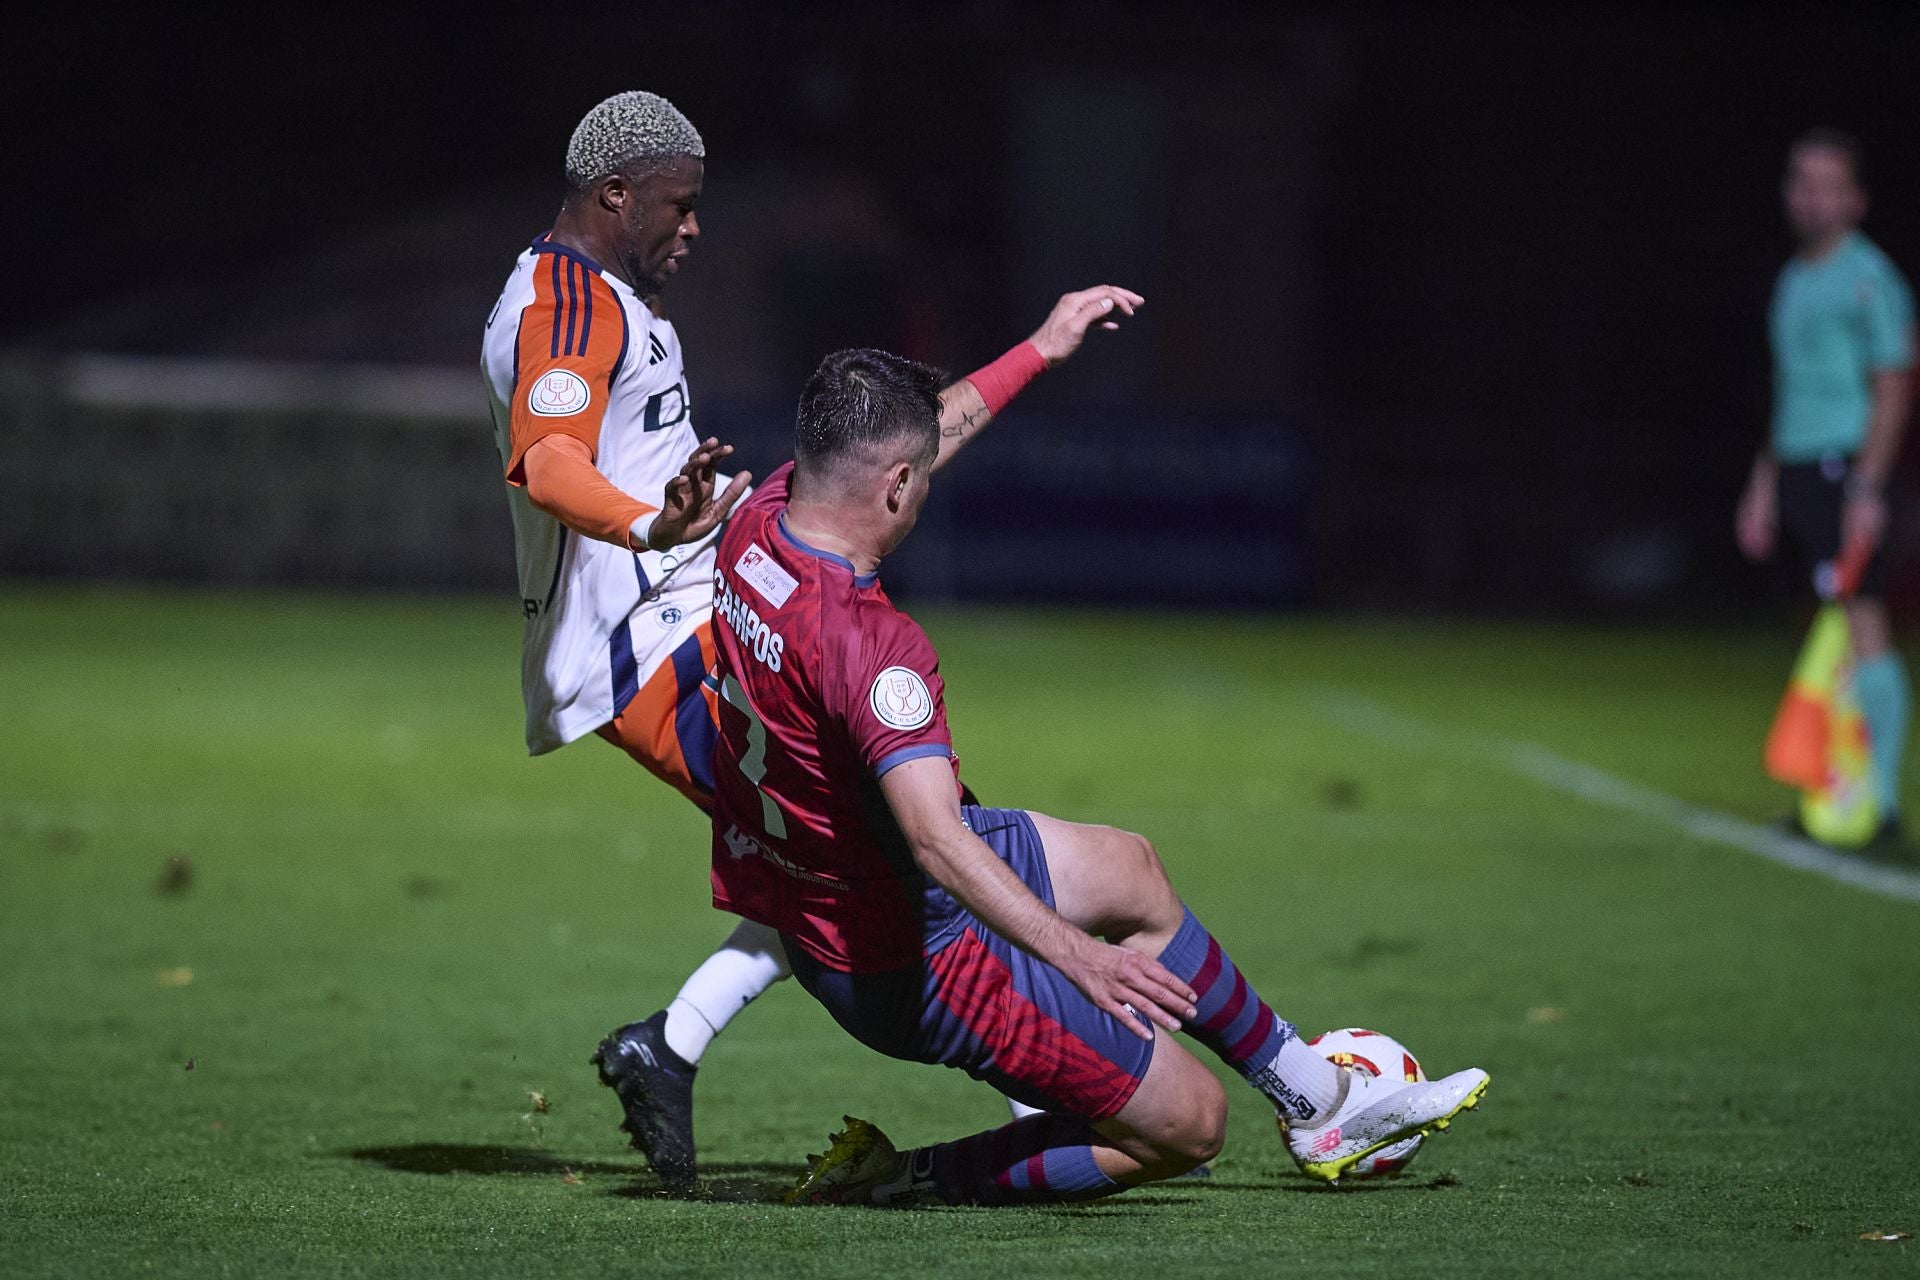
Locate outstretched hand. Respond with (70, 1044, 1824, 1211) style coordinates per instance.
(1027, 285, 1146, 366)
(1056, 934, 1197, 1042)
(644, 437, 752, 550)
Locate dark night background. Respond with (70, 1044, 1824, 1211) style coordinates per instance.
(7, 3, 1920, 615)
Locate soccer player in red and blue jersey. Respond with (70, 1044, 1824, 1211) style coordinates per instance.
(708, 349, 1492, 1203)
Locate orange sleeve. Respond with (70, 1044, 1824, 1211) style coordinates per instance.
(523, 435, 659, 550)
(505, 254, 628, 483)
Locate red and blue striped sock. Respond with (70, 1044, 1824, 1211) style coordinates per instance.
(1157, 907, 1341, 1123)
(922, 1113, 1124, 1205)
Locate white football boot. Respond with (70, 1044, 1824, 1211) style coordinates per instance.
(1281, 1065, 1490, 1183)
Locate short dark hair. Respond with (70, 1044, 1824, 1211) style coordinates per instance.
(793, 348, 947, 484)
(1791, 127, 1866, 186)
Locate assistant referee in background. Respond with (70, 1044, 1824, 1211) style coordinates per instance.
(1737, 129, 1916, 844)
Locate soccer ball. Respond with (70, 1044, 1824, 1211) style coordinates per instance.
(1308, 1027, 1427, 1179)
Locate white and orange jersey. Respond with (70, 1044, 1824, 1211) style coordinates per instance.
(482, 234, 723, 755)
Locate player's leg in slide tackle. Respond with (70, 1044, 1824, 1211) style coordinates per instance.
(787, 808, 1488, 1205)
(585, 619, 995, 1184)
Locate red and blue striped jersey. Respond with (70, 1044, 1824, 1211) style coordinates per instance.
(708, 462, 961, 972)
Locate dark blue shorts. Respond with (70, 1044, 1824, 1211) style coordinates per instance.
(785, 806, 1153, 1120)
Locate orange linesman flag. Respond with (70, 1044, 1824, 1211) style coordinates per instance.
(1763, 538, 1878, 847)
(1765, 603, 1847, 791)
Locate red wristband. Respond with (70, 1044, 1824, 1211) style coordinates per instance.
(965, 341, 1048, 416)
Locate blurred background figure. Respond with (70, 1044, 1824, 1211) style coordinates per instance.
(1736, 130, 1915, 841)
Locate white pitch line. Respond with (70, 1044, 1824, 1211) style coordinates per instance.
(1309, 689, 1920, 906)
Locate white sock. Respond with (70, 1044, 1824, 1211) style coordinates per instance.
(1006, 1097, 1045, 1120)
(1266, 1031, 1347, 1128)
(661, 919, 792, 1065)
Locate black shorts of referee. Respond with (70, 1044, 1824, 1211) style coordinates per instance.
(1777, 451, 1893, 599)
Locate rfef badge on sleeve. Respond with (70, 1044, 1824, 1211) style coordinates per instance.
(870, 667, 933, 730)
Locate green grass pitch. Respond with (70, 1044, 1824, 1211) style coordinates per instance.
(3, 585, 1917, 1277)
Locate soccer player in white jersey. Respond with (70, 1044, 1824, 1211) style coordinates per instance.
(481, 89, 1143, 1184)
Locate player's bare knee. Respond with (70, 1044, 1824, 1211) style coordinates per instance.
(1152, 1097, 1225, 1174)
(1154, 1070, 1226, 1169)
(1188, 1076, 1228, 1163)
(1120, 830, 1182, 923)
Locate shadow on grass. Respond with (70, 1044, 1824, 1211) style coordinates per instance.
(344, 1144, 632, 1177)
(340, 1144, 1424, 1207)
(340, 1143, 793, 1203)
(1330, 934, 1421, 969)
(1262, 1172, 1464, 1194)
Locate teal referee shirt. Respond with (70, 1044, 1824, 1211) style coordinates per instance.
(1769, 231, 1915, 462)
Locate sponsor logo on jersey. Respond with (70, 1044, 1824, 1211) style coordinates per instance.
(736, 542, 798, 608)
(870, 666, 933, 730)
(722, 823, 841, 889)
(642, 382, 688, 432)
(724, 824, 764, 860)
(528, 369, 591, 417)
(659, 605, 683, 628)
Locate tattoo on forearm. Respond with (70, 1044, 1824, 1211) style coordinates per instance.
(943, 405, 991, 440)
